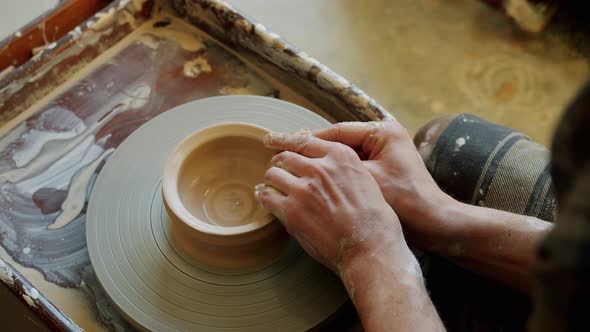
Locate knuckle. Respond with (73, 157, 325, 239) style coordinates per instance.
(368, 124, 381, 138)
(307, 160, 323, 175)
(333, 143, 348, 154)
(266, 133, 284, 146)
(294, 134, 309, 145)
(331, 144, 356, 160)
(333, 123, 347, 141)
(384, 121, 408, 138)
(290, 182, 306, 195)
(315, 158, 334, 173)
(294, 135, 311, 152)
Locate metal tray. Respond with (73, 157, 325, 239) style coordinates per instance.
(0, 0, 389, 330)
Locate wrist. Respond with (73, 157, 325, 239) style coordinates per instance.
(400, 189, 464, 247)
(420, 199, 489, 259)
(337, 231, 423, 298)
(340, 244, 444, 332)
(337, 208, 413, 273)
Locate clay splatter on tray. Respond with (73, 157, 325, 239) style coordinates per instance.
(0, 15, 277, 330)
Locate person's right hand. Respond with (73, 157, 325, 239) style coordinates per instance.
(314, 121, 457, 241)
(256, 131, 411, 274)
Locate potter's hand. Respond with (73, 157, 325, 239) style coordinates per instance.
(317, 121, 552, 295)
(256, 132, 445, 332)
(313, 121, 452, 242)
(256, 132, 410, 272)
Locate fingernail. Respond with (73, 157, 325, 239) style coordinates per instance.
(254, 183, 266, 199)
(254, 183, 267, 202)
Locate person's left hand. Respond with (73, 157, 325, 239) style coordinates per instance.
(255, 132, 411, 274)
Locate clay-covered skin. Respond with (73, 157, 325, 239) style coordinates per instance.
(314, 121, 553, 293)
(314, 121, 451, 240)
(255, 121, 553, 330)
(256, 131, 446, 332)
(258, 132, 398, 271)
(179, 136, 274, 227)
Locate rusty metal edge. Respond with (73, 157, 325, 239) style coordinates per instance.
(0, 0, 113, 72)
(0, 0, 153, 130)
(0, 2, 152, 331)
(0, 0, 395, 330)
(172, 0, 393, 122)
(0, 257, 82, 332)
(0, 0, 150, 92)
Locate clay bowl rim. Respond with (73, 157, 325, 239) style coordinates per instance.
(162, 122, 273, 237)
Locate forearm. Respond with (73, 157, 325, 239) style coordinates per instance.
(416, 196, 552, 293)
(339, 241, 445, 332)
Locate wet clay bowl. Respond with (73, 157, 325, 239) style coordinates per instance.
(162, 122, 287, 270)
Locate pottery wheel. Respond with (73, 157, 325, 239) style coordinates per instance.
(86, 96, 348, 331)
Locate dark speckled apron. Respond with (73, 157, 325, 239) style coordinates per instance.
(426, 113, 556, 222)
(422, 113, 557, 332)
(423, 77, 590, 331)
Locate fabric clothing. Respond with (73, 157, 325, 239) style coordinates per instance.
(426, 113, 556, 223)
(424, 79, 590, 331)
(424, 114, 555, 332)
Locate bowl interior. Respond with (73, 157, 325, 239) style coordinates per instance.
(164, 123, 275, 235)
